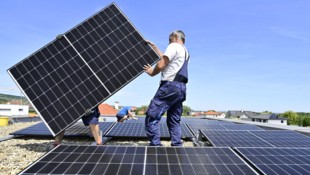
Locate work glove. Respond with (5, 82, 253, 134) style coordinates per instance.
(85, 108, 93, 116)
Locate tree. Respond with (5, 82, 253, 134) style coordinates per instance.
(136, 105, 148, 115)
(302, 118, 310, 127)
(281, 111, 299, 125)
(262, 110, 272, 114)
(182, 105, 192, 116)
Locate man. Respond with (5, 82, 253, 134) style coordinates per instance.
(51, 106, 102, 148)
(143, 30, 189, 146)
(116, 106, 137, 122)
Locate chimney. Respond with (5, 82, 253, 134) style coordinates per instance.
(114, 101, 119, 110)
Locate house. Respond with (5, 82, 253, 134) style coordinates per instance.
(0, 104, 29, 117)
(226, 110, 258, 119)
(226, 110, 287, 125)
(98, 103, 118, 116)
(192, 110, 226, 118)
(204, 111, 226, 118)
(245, 113, 287, 125)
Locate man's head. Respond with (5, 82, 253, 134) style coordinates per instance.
(169, 30, 185, 44)
(131, 106, 137, 112)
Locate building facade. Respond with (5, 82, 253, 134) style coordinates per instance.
(0, 104, 29, 116)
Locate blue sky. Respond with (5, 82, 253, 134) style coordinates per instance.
(0, 0, 309, 113)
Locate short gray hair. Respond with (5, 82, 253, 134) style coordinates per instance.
(169, 30, 185, 43)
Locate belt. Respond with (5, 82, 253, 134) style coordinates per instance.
(160, 80, 185, 86)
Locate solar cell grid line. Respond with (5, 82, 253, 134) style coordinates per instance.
(104, 122, 193, 139)
(10, 122, 115, 137)
(19, 145, 147, 175)
(145, 147, 258, 175)
(204, 120, 236, 125)
(105, 122, 147, 137)
(8, 2, 159, 136)
(249, 130, 310, 147)
(222, 124, 265, 131)
(19, 145, 258, 175)
(187, 123, 227, 135)
(235, 147, 310, 175)
(200, 130, 273, 147)
(181, 117, 210, 124)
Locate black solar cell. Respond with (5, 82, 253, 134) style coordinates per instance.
(8, 3, 159, 136)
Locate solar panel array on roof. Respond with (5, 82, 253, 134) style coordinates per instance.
(201, 130, 273, 147)
(221, 124, 264, 130)
(19, 145, 258, 175)
(10, 122, 114, 137)
(250, 130, 310, 147)
(236, 147, 310, 175)
(7, 3, 158, 136)
(187, 123, 263, 136)
(201, 130, 310, 147)
(105, 122, 193, 138)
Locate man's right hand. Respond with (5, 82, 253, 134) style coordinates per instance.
(85, 108, 93, 116)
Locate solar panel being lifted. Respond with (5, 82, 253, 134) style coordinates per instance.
(7, 3, 159, 136)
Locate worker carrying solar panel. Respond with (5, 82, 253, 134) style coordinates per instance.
(143, 30, 189, 146)
(50, 106, 102, 149)
(116, 106, 137, 122)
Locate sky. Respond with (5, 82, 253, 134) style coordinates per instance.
(0, 0, 309, 113)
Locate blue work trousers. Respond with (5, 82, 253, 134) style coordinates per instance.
(145, 81, 186, 146)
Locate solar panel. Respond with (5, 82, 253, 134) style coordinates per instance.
(201, 130, 273, 147)
(19, 145, 258, 175)
(181, 117, 208, 124)
(10, 122, 114, 137)
(187, 123, 227, 135)
(250, 130, 310, 147)
(204, 120, 236, 125)
(105, 122, 193, 139)
(222, 124, 264, 131)
(7, 3, 158, 136)
(105, 122, 150, 137)
(236, 147, 310, 175)
(123, 116, 146, 123)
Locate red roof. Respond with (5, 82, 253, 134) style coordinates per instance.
(98, 103, 118, 116)
(204, 111, 221, 115)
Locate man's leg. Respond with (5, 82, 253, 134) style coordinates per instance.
(118, 115, 128, 122)
(167, 101, 183, 146)
(145, 112, 162, 146)
(90, 124, 102, 145)
(54, 131, 65, 146)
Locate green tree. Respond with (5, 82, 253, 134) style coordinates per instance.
(297, 116, 304, 126)
(262, 110, 272, 114)
(182, 105, 192, 116)
(136, 105, 148, 115)
(281, 111, 299, 125)
(302, 118, 310, 127)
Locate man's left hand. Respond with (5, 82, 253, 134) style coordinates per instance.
(143, 64, 153, 76)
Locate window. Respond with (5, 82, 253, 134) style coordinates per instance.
(0, 108, 11, 111)
(19, 109, 24, 112)
(281, 120, 283, 123)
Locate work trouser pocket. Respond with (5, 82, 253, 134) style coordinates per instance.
(146, 99, 165, 119)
